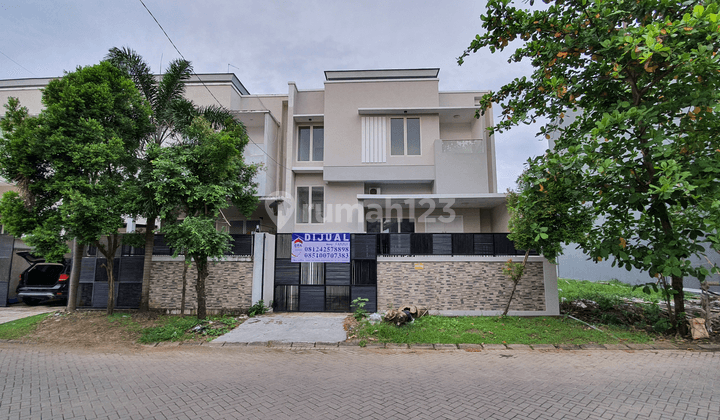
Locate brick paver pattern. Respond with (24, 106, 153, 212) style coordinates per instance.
(0, 344, 718, 419)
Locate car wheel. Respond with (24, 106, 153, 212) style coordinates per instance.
(22, 298, 40, 306)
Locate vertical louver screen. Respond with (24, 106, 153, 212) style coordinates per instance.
(361, 116, 387, 163)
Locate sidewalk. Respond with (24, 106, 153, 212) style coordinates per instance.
(0, 303, 60, 325)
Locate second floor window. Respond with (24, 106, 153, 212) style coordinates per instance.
(298, 126, 324, 161)
(297, 186, 324, 223)
(390, 117, 420, 156)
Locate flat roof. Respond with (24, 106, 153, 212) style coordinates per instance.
(0, 73, 250, 95)
(324, 68, 440, 81)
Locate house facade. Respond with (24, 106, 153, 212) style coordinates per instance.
(0, 68, 559, 315)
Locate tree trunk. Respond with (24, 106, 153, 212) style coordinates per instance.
(106, 253, 116, 316)
(138, 217, 156, 312)
(671, 274, 687, 336)
(180, 253, 190, 316)
(96, 234, 121, 316)
(503, 250, 530, 316)
(65, 239, 83, 312)
(195, 257, 208, 320)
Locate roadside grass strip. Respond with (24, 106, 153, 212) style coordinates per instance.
(355, 315, 655, 346)
(0, 313, 51, 340)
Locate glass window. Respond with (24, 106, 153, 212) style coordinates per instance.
(382, 218, 398, 233)
(407, 118, 420, 155)
(390, 117, 421, 156)
(311, 187, 324, 223)
(390, 118, 404, 155)
(297, 187, 309, 223)
(297, 186, 323, 224)
(298, 127, 311, 161)
(298, 125, 323, 162)
(245, 220, 260, 233)
(400, 219, 415, 233)
(366, 220, 381, 233)
(301, 262, 325, 285)
(312, 127, 324, 161)
(378, 218, 415, 233)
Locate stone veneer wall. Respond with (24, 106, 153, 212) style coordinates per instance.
(377, 261, 546, 312)
(149, 259, 253, 314)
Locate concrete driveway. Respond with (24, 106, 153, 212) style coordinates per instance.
(0, 303, 60, 325)
(214, 312, 348, 343)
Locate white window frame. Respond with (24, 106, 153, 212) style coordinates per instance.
(297, 125, 324, 162)
(296, 186, 324, 224)
(389, 117, 421, 156)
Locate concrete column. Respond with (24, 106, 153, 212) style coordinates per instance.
(262, 234, 275, 305)
(251, 233, 265, 305)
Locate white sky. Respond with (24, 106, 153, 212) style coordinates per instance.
(0, 0, 547, 191)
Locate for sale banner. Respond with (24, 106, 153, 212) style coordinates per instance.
(291, 233, 350, 263)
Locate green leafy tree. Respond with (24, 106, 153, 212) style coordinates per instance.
(502, 157, 592, 315)
(0, 62, 152, 314)
(149, 117, 257, 319)
(105, 47, 238, 312)
(460, 0, 720, 334)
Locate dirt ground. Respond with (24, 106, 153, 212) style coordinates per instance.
(25, 310, 167, 350)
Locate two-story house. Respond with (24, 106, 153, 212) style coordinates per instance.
(0, 68, 559, 315)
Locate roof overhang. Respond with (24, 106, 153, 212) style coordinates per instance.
(357, 193, 507, 209)
(358, 107, 480, 123)
(325, 68, 440, 81)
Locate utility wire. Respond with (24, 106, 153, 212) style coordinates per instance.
(0, 49, 36, 77)
(137, 0, 291, 174)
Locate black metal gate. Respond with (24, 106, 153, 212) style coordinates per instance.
(0, 234, 15, 306)
(273, 234, 378, 313)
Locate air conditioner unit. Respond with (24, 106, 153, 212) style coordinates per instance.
(368, 187, 381, 195)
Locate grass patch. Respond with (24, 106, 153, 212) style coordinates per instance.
(138, 315, 241, 343)
(558, 278, 662, 303)
(355, 315, 656, 346)
(139, 316, 201, 343)
(0, 313, 52, 340)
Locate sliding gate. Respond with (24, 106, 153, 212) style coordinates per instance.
(273, 234, 377, 313)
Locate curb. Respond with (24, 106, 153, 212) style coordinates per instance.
(3, 340, 718, 352)
(162, 341, 720, 352)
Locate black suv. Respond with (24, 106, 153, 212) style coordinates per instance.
(15, 251, 71, 305)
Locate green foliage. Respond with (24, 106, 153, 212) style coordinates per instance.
(355, 315, 655, 345)
(351, 297, 369, 321)
(0, 313, 52, 340)
(138, 316, 201, 343)
(248, 300, 269, 317)
(502, 260, 525, 284)
(558, 278, 662, 303)
(0, 62, 152, 251)
(460, 1, 720, 318)
(149, 116, 258, 319)
(137, 315, 241, 343)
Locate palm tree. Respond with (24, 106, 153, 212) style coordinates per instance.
(104, 47, 238, 312)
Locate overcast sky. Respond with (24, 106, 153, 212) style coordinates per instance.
(0, 0, 547, 191)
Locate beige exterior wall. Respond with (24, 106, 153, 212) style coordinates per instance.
(439, 122, 473, 140)
(295, 90, 324, 115)
(438, 91, 487, 108)
(0, 88, 45, 116)
(491, 205, 510, 232)
(184, 84, 237, 109)
(323, 79, 440, 168)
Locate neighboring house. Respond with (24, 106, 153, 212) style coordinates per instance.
(0, 69, 560, 315)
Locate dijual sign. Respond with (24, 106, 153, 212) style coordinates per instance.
(291, 233, 350, 263)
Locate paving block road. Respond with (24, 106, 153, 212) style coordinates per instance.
(0, 344, 718, 420)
